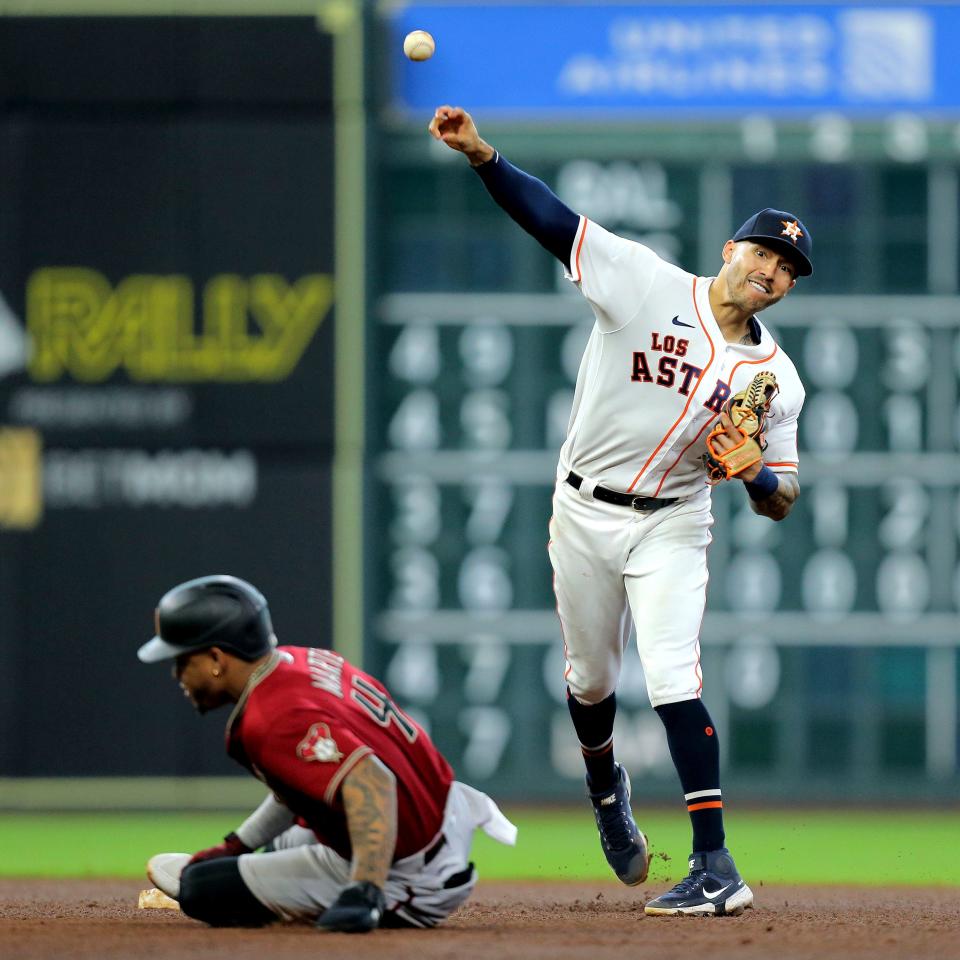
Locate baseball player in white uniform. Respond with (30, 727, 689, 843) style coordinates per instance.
(429, 105, 810, 917)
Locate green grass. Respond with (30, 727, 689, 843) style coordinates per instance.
(470, 809, 960, 886)
(0, 809, 957, 885)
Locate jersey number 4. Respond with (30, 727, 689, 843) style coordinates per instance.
(350, 675, 419, 743)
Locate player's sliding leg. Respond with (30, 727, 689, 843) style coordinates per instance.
(643, 699, 753, 916)
(147, 852, 192, 899)
(178, 858, 278, 927)
(567, 688, 649, 885)
(263, 823, 317, 852)
(155, 845, 364, 928)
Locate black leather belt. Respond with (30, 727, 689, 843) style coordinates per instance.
(566, 472, 679, 512)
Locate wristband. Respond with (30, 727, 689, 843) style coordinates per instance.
(744, 465, 779, 501)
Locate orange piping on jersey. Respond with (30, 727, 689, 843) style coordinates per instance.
(651, 344, 779, 496)
(653, 415, 717, 497)
(766, 461, 798, 469)
(687, 800, 724, 812)
(627, 276, 717, 493)
(573, 218, 588, 282)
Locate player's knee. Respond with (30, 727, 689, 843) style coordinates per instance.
(647, 676, 700, 710)
(178, 859, 276, 927)
(270, 824, 316, 851)
(568, 676, 615, 705)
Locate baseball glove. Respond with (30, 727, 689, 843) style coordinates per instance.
(704, 370, 778, 483)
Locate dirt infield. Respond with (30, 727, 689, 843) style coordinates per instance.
(1, 878, 958, 960)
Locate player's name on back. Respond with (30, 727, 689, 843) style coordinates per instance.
(307, 647, 344, 696)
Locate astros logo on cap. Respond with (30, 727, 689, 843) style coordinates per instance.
(780, 220, 803, 243)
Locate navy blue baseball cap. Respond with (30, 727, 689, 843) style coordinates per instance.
(732, 208, 813, 277)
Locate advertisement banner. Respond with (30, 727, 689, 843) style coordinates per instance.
(389, 3, 960, 117)
(0, 17, 336, 776)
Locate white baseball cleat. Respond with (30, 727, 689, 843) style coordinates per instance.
(146, 852, 192, 899)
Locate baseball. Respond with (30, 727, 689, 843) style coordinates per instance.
(403, 29, 435, 62)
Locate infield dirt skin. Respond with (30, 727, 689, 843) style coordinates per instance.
(1, 879, 957, 960)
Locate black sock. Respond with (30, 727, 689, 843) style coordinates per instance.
(655, 698, 725, 853)
(567, 688, 617, 794)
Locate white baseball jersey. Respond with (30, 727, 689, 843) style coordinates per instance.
(560, 217, 805, 497)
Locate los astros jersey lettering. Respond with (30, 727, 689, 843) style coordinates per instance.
(562, 217, 805, 497)
(225, 646, 453, 860)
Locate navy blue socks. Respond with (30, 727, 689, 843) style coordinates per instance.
(567, 688, 618, 794)
(655, 698, 726, 853)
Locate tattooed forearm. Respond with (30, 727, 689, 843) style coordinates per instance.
(748, 473, 799, 521)
(340, 755, 398, 887)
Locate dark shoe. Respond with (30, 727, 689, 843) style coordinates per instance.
(588, 762, 649, 885)
(316, 881, 386, 933)
(645, 847, 753, 916)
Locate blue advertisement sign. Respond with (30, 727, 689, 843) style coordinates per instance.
(388, 2, 960, 117)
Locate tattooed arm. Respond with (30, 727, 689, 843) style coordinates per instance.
(340, 754, 398, 887)
(746, 471, 799, 520)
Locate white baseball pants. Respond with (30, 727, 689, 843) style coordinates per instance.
(548, 477, 713, 708)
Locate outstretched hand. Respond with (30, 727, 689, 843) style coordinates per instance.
(428, 105, 495, 166)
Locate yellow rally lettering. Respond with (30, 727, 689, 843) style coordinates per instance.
(27, 268, 332, 383)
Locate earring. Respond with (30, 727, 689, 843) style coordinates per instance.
(212, 668, 222, 678)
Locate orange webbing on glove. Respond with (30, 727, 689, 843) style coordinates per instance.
(704, 370, 779, 484)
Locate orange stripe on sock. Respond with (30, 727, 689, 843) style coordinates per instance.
(581, 742, 613, 757)
(687, 800, 724, 812)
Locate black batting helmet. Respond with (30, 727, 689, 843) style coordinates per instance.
(137, 575, 277, 663)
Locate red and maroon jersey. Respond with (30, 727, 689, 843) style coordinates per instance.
(225, 646, 453, 860)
